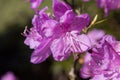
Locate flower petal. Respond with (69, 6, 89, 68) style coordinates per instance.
(88, 29, 105, 41)
(91, 74, 107, 80)
(30, 38, 52, 64)
(50, 35, 71, 61)
(41, 20, 62, 38)
(24, 27, 42, 49)
(60, 10, 75, 25)
(80, 65, 91, 78)
(32, 7, 50, 33)
(30, 0, 43, 9)
(53, 0, 71, 19)
(77, 34, 91, 52)
(69, 14, 90, 31)
(88, 29, 105, 46)
(80, 53, 92, 78)
(1, 72, 16, 80)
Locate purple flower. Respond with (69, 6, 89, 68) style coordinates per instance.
(1, 72, 16, 80)
(97, 0, 120, 16)
(80, 35, 120, 80)
(87, 29, 105, 46)
(101, 35, 120, 55)
(24, 0, 91, 64)
(30, 0, 43, 9)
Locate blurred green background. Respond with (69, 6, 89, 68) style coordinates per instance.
(0, 0, 120, 80)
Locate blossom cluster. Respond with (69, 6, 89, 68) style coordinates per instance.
(80, 29, 120, 80)
(23, 0, 120, 80)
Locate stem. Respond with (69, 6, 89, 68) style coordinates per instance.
(72, 0, 75, 11)
(73, 57, 79, 75)
(69, 67, 76, 80)
(69, 54, 80, 80)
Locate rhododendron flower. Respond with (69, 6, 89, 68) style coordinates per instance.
(24, 0, 91, 64)
(30, 0, 43, 9)
(97, 0, 120, 16)
(80, 35, 120, 80)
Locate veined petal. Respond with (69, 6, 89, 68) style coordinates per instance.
(100, 35, 116, 46)
(50, 35, 71, 61)
(53, 0, 71, 19)
(113, 42, 120, 55)
(69, 14, 90, 32)
(30, 0, 43, 9)
(30, 38, 52, 64)
(77, 34, 91, 52)
(62, 33, 91, 53)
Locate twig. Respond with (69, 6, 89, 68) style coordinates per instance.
(72, 0, 75, 11)
(69, 54, 80, 80)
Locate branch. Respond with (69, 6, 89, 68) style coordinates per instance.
(72, 0, 75, 11)
(69, 54, 80, 80)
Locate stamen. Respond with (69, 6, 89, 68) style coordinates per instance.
(21, 26, 29, 36)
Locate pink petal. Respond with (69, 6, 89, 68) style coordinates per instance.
(53, 0, 71, 19)
(24, 28, 42, 49)
(60, 10, 75, 24)
(31, 38, 52, 64)
(70, 14, 90, 31)
(50, 35, 71, 61)
(32, 7, 50, 32)
(41, 20, 62, 38)
(77, 34, 91, 52)
(30, 0, 43, 9)
(88, 29, 105, 45)
(91, 74, 107, 80)
(1, 72, 16, 80)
